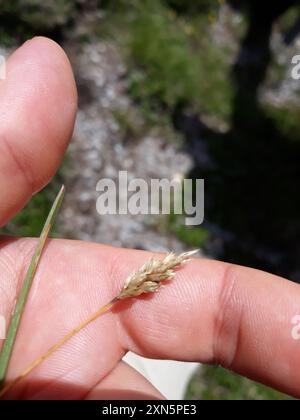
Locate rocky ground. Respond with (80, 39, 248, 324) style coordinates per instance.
(59, 37, 194, 253)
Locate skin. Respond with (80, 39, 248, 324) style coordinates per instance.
(0, 37, 299, 400)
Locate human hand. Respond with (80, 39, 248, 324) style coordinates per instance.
(0, 38, 299, 400)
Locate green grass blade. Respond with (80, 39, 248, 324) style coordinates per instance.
(0, 185, 65, 389)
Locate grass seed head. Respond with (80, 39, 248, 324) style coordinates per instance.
(117, 250, 198, 300)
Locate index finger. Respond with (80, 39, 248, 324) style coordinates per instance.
(4, 240, 300, 399)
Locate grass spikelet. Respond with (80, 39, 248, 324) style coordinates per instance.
(118, 250, 198, 299)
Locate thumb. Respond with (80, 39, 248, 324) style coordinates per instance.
(0, 37, 77, 227)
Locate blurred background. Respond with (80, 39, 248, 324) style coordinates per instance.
(1, 0, 300, 400)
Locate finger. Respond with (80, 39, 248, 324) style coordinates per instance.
(0, 37, 77, 226)
(86, 361, 163, 400)
(1, 239, 300, 398)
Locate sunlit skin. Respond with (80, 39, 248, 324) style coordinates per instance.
(0, 37, 300, 400)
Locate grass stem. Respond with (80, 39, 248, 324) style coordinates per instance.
(0, 298, 117, 398)
(0, 186, 65, 391)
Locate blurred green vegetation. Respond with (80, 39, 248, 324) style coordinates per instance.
(278, 3, 300, 32)
(2, 175, 63, 238)
(0, 0, 76, 45)
(165, 0, 219, 15)
(186, 365, 292, 400)
(0, 0, 75, 30)
(264, 104, 300, 143)
(103, 0, 232, 121)
(169, 213, 210, 248)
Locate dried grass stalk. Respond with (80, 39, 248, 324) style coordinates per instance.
(0, 250, 197, 398)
